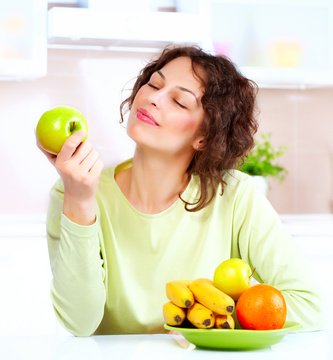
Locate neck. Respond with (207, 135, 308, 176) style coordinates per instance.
(119, 148, 192, 214)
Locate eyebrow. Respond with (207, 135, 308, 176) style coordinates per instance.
(156, 70, 199, 104)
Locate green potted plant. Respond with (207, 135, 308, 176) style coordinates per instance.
(239, 132, 288, 194)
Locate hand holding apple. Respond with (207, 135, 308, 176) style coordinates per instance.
(36, 106, 103, 226)
(213, 258, 254, 300)
(36, 106, 88, 155)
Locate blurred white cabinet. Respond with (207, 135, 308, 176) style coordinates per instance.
(204, 0, 333, 87)
(0, 0, 47, 80)
(47, 7, 211, 51)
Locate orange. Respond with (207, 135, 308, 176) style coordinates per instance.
(235, 284, 287, 330)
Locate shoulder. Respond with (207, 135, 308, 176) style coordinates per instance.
(222, 170, 271, 211)
(222, 171, 277, 223)
(187, 170, 257, 207)
(214, 170, 269, 214)
(224, 169, 252, 185)
(222, 170, 257, 196)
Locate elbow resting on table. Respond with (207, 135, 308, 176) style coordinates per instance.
(52, 303, 104, 337)
(50, 284, 105, 336)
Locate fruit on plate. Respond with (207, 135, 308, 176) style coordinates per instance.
(213, 258, 254, 300)
(215, 314, 235, 329)
(187, 302, 215, 329)
(36, 105, 88, 154)
(236, 284, 287, 330)
(163, 277, 289, 331)
(163, 301, 186, 326)
(189, 278, 235, 315)
(166, 280, 194, 309)
(164, 278, 236, 330)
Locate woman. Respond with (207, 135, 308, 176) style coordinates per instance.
(40, 46, 321, 336)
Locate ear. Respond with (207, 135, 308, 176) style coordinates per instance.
(192, 136, 205, 151)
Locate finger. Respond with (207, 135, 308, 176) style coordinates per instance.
(57, 130, 87, 162)
(80, 149, 101, 173)
(89, 158, 104, 178)
(72, 140, 93, 164)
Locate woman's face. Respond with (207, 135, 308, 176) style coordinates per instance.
(127, 56, 205, 157)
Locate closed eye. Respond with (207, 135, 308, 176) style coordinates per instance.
(147, 82, 159, 90)
(174, 100, 187, 109)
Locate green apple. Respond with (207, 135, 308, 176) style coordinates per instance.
(36, 106, 88, 154)
(213, 258, 254, 300)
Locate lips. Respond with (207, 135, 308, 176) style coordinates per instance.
(136, 108, 159, 126)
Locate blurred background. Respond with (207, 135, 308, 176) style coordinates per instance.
(1, 0, 333, 215)
(0, 0, 332, 336)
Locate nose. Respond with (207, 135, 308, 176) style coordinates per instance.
(148, 88, 164, 108)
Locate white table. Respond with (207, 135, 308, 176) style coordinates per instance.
(0, 330, 332, 360)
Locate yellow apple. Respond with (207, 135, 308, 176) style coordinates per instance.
(213, 258, 253, 300)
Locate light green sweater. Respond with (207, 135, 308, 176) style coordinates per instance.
(46, 160, 322, 336)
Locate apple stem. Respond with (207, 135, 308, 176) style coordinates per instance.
(70, 121, 76, 132)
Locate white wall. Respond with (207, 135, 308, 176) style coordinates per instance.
(0, 49, 155, 214)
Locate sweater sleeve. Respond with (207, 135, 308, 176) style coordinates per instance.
(232, 177, 323, 331)
(46, 180, 106, 336)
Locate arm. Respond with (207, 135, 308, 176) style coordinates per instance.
(38, 131, 106, 336)
(47, 183, 106, 336)
(232, 178, 323, 330)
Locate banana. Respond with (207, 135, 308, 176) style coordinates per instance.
(189, 278, 235, 315)
(166, 280, 194, 308)
(163, 301, 186, 326)
(215, 314, 235, 329)
(187, 302, 215, 329)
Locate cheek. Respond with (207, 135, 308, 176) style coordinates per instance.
(173, 114, 202, 134)
(130, 87, 145, 110)
(126, 110, 139, 137)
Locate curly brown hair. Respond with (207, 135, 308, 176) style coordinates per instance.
(120, 45, 258, 212)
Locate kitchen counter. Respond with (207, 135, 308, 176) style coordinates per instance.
(1, 330, 332, 360)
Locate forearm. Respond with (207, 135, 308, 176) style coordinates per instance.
(249, 222, 322, 329)
(282, 289, 322, 330)
(245, 220, 323, 330)
(49, 214, 106, 336)
(233, 180, 323, 330)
